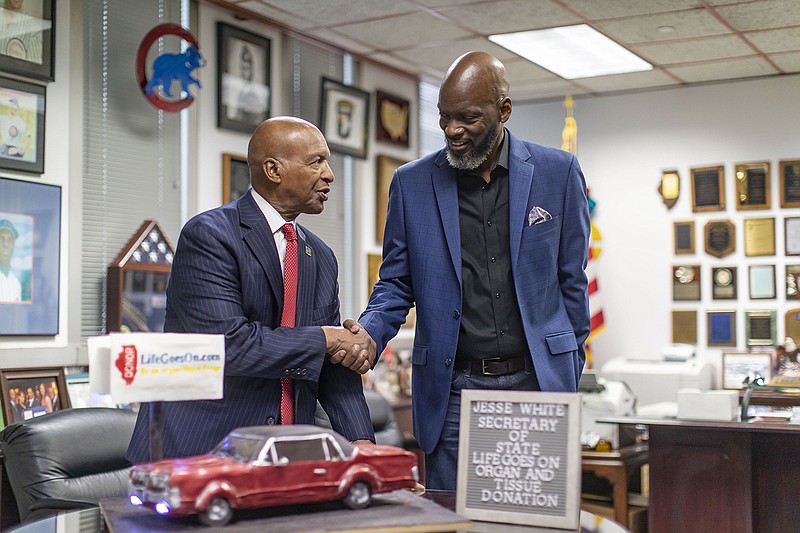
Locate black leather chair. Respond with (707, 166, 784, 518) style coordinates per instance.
(315, 389, 403, 448)
(0, 407, 136, 526)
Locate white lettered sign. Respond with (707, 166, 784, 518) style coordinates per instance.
(88, 333, 225, 403)
(456, 390, 581, 529)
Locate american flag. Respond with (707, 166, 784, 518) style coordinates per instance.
(562, 96, 604, 368)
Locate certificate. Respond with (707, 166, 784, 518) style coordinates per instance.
(691, 165, 725, 213)
(749, 265, 775, 299)
(744, 217, 775, 257)
(786, 217, 800, 256)
(780, 160, 800, 208)
(734, 161, 770, 210)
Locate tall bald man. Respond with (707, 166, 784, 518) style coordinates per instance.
(356, 52, 591, 489)
(128, 117, 376, 463)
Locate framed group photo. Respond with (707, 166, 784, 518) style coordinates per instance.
(217, 22, 271, 134)
(0, 77, 46, 174)
(0, 0, 55, 82)
(222, 152, 250, 204)
(319, 77, 369, 159)
(0, 367, 70, 426)
(0, 177, 61, 335)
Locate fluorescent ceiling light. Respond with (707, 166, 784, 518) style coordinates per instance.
(489, 24, 652, 79)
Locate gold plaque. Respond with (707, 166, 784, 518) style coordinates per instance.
(672, 310, 697, 344)
(690, 165, 725, 213)
(734, 161, 770, 211)
(779, 159, 800, 209)
(744, 217, 776, 257)
(659, 170, 680, 210)
(704, 219, 735, 258)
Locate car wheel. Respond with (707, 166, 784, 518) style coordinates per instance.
(343, 481, 371, 509)
(199, 497, 232, 527)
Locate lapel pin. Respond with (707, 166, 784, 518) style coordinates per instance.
(305, 245, 312, 257)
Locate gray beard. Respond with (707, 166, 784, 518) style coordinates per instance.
(445, 123, 500, 171)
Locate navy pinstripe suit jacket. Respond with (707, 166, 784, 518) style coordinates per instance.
(359, 131, 591, 454)
(127, 191, 373, 464)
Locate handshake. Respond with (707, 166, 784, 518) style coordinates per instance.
(322, 319, 376, 375)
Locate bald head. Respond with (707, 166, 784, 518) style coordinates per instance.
(248, 116, 334, 220)
(441, 51, 510, 106)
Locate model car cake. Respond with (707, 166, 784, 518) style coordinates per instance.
(129, 424, 419, 526)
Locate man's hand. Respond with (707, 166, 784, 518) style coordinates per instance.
(322, 320, 376, 375)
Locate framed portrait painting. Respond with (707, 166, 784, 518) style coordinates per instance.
(0, 0, 55, 81)
(319, 77, 369, 159)
(222, 152, 250, 204)
(0, 76, 45, 174)
(216, 22, 271, 134)
(0, 177, 61, 335)
(0, 367, 70, 425)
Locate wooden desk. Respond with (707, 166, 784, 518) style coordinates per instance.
(581, 445, 648, 529)
(600, 417, 800, 533)
(737, 387, 800, 407)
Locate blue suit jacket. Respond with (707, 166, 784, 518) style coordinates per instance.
(127, 191, 373, 463)
(359, 131, 590, 453)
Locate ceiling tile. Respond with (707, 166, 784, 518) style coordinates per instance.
(563, 0, 702, 19)
(597, 9, 731, 43)
(391, 37, 520, 75)
(666, 56, 778, 82)
(334, 12, 472, 51)
(238, 0, 314, 29)
(713, 0, 800, 31)
(437, 0, 580, 35)
(745, 28, 800, 54)
(365, 52, 424, 74)
(418, 0, 498, 6)
(633, 34, 754, 64)
(507, 79, 589, 101)
(574, 69, 680, 93)
(503, 57, 564, 82)
(768, 52, 800, 73)
(258, 0, 416, 27)
(310, 29, 375, 55)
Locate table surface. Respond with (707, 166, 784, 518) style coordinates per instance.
(598, 415, 800, 433)
(7, 491, 630, 533)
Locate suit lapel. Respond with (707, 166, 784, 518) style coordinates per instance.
(508, 133, 534, 270)
(238, 191, 283, 306)
(295, 225, 316, 325)
(432, 150, 462, 285)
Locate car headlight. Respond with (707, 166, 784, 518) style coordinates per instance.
(150, 473, 170, 490)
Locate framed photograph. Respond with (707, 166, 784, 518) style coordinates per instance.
(779, 159, 800, 208)
(734, 161, 770, 211)
(216, 22, 271, 134)
(0, 0, 54, 81)
(786, 217, 800, 256)
(376, 154, 406, 243)
(786, 308, 800, 345)
(690, 165, 725, 213)
(672, 310, 697, 344)
(319, 77, 369, 159)
(673, 221, 694, 255)
(745, 309, 776, 347)
(0, 367, 70, 425)
(704, 219, 735, 258)
(375, 90, 409, 147)
(749, 265, 776, 300)
(712, 266, 737, 300)
(0, 76, 45, 174)
(744, 217, 775, 257)
(707, 310, 736, 347)
(0, 177, 61, 335)
(222, 152, 250, 204)
(722, 352, 772, 389)
(673, 265, 700, 301)
(786, 265, 800, 300)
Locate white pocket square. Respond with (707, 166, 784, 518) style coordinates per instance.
(528, 206, 552, 226)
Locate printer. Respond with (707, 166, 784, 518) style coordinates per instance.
(601, 356, 715, 407)
(580, 370, 637, 449)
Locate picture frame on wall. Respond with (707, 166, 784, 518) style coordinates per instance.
(216, 22, 271, 134)
(673, 221, 694, 255)
(673, 265, 700, 301)
(222, 153, 250, 204)
(672, 310, 697, 344)
(712, 266, 737, 300)
(745, 309, 776, 347)
(721, 352, 772, 389)
(376, 154, 407, 243)
(749, 265, 776, 300)
(0, 367, 70, 425)
(375, 90, 410, 147)
(0, 77, 45, 174)
(0, 177, 61, 335)
(779, 159, 800, 209)
(786, 217, 800, 256)
(319, 77, 369, 159)
(690, 165, 725, 213)
(0, 0, 55, 82)
(744, 217, 775, 257)
(734, 161, 770, 211)
(707, 310, 736, 348)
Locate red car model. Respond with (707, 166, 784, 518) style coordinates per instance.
(129, 425, 419, 526)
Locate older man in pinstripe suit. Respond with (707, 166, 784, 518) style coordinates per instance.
(127, 117, 375, 463)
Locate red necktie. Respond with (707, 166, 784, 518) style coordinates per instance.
(279, 223, 297, 424)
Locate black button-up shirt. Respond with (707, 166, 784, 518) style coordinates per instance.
(455, 131, 527, 363)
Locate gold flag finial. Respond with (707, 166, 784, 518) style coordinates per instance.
(561, 95, 577, 155)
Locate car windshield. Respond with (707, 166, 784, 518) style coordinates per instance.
(211, 435, 265, 463)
